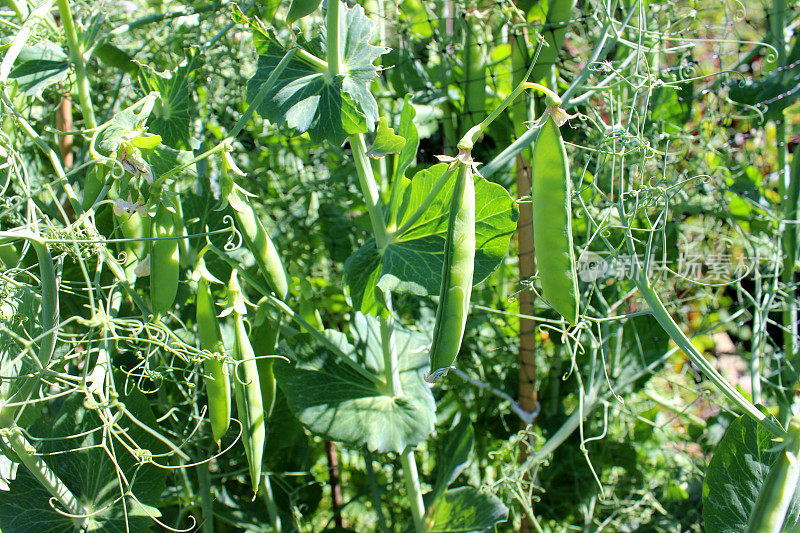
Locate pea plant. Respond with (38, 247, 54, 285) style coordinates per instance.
(1, 0, 799, 531)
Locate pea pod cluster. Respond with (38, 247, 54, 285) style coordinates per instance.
(225, 271, 265, 495)
(425, 154, 476, 383)
(150, 197, 181, 317)
(194, 259, 231, 445)
(747, 415, 800, 533)
(532, 114, 579, 325)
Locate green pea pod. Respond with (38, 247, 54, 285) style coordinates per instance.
(425, 160, 476, 383)
(251, 299, 279, 418)
(227, 271, 265, 495)
(747, 415, 800, 533)
(195, 261, 231, 445)
(150, 199, 180, 316)
(532, 115, 579, 325)
(287, 0, 322, 23)
(228, 187, 289, 300)
(93, 42, 138, 75)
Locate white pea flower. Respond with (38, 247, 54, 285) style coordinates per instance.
(113, 194, 147, 218)
(134, 254, 150, 278)
(118, 144, 154, 183)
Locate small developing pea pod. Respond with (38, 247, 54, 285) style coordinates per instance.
(747, 415, 800, 533)
(251, 299, 279, 418)
(425, 154, 476, 383)
(195, 259, 231, 445)
(150, 197, 180, 317)
(224, 271, 265, 495)
(223, 152, 289, 300)
(532, 114, 579, 325)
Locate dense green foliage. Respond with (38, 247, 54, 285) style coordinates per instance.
(1, 0, 799, 531)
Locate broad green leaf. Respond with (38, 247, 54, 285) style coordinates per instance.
(344, 164, 518, 314)
(368, 117, 405, 158)
(394, 96, 419, 181)
(274, 313, 435, 453)
(98, 92, 159, 153)
(0, 388, 167, 532)
(287, 0, 322, 23)
(702, 415, 800, 532)
(246, 2, 387, 145)
(428, 487, 509, 532)
(138, 50, 202, 149)
(431, 418, 474, 503)
(8, 41, 69, 97)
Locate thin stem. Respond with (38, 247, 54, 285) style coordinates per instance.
(351, 134, 389, 249)
(198, 462, 214, 533)
(229, 48, 297, 139)
(260, 474, 282, 532)
(56, 0, 97, 129)
(326, 0, 340, 77)
(380, 316, 401, 394)
(3, 430, 86, 529)
(401, 449, 427, 533)
(634, 276, 781, 435)
(363, 448, 390, 533)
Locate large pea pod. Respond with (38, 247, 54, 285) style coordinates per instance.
(251, 299, 279, 418)
(227, 271, 265, 495)
(532, 115, 579, 325)
(195, 261, 231, 445)
(150, 198, 180, 316)
(228, 187, 289, 300)
(747, 415, 800, 533)
(425, 160, 476, 383)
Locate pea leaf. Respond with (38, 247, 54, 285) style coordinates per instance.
(246, 2, 387, 145)
(431, 418, 474, 503)
(274, 313, 435, 453)
(0, 388, 167, 532)
(394, 96, 419, 181)
(702, 415, 800, 532)
(137, 50, 203, 149)
(98, 92, 159, 153)
(427, 487, 509, 532)
(8, 41, 69, 97)
(344, 164, 518, 315)
(367, 117, 406, 158)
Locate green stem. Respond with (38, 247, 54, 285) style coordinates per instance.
(326, 0, 340, 77)
(380, 314, 400, 395)
(3, 430, 86, 529)
(634, 276, 781, 435)
(198, 462, 214, 533)
(351, 134, 389, 250)
(260, 473, 282, 532)
(2, 0, 28, 20)
(229, 48, 297, 139)
(56, 0, 97, 129)
(401, 450, 427, 533)
(364, 448, 390, 533)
